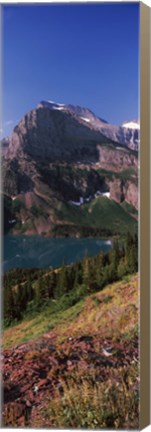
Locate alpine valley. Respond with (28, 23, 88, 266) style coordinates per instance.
(2, 100, 139, 238)
(2, 100, 139, 429)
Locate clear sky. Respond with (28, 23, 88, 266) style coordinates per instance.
(2, 3, 139, 137)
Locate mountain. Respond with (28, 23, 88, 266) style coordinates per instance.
(1, 100, 138, 237)
(38, 101, 140, 150)
(98, 119, 139, 151)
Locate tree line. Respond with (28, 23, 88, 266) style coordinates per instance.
(3, 232, 138, 327)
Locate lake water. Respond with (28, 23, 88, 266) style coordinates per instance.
(3, 235, 112, 272)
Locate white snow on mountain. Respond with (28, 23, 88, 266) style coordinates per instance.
(47, 100, 56, 104)
(80, 116, 90, 123)
(38, 99, 139, 150)
(53, 106, 65, 111)
(122, 121, 140, 130)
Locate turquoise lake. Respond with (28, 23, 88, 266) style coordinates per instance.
(3, 235, 112, 272)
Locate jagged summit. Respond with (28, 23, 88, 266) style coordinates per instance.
(1, 99, 139, 163)
(38, 100, 66, 111)
(38, 100, 108, 126)
(36, 99, 139, 150)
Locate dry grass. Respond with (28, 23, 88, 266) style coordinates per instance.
(44, 364, 139, 429)
(3, 274, 139, 429)
(56, 274, 138, 343)
(3, 274, 138, 349)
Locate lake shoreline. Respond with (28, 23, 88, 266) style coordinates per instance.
(3, 235, 113, 273)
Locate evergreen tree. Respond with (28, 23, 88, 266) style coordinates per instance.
(44, 271, 57, 299)
(4, 285, 15, 323)
(83, 251, 90, 291)
(26, 277, 33, 302)
(108, 242, 120, 282)
(117, 257, 127, 279)
(35, 279, 42, 306)
(55, 264, 68, 298)
(125, 232, 138, 274)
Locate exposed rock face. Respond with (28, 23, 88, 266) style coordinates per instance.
(124, 182, 138, 210)
(5, 107, 108, 163)
(37, 101, 139, 150)
(2, 101, 139, 164)
(97, 145, 138, 171)
(108, 179, 125, 203)
(98, 123, 139, 151)
(3, 159, 34, 196)
(1, 137, 10, 157)
(107, 178, 138, 209)
(1, 101, 138, 235)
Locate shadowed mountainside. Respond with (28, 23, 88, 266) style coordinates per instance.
(2, 101, 138, 237)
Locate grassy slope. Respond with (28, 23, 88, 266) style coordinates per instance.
(121, 200, 138, 215)
(9, 195, 137, 237)
(57, 197, 137, 235)
(3, 273, 139, 429)
(3, 274, 138, 349)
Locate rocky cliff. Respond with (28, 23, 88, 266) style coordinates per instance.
(1, 101, 138, 236)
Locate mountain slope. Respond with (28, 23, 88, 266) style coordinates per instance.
(3, 272, 138, 428)
(38, 101, 140, 150)
(2, 100, 138, 237)
(37, 100, 140, 150)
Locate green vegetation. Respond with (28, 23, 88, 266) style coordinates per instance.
(30, 204, 47, 218)
(3, 271, 139, 427)
(55, 197, 137, 237)
(98, 166, 137, 184)
(3, 242, 139, 429)
(121, 200, 138, 215)
(4, 162, 138, 237)
(39, 164, 137, 200)
(45, 365, 139, 429)
(12, 198, 25, 212)
(38, 164, 107, 201)
(3, 232, 138, 328)
(117, 168, 137, 184)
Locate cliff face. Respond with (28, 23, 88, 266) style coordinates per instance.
(124, 182, 138, 209)
(5, 107, 108, 163)
(1, 102, 138, 236)
(97, 145, 138, 171)
(107, 178, 138, 209)
(98, 123, 139, 151)
(37, 101, 140, 151)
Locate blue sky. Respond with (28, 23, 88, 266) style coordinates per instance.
(2, 3, 139, 137)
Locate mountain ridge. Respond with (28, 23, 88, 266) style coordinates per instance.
(36, 100, 139, 150)
(1, 100, 138, 237)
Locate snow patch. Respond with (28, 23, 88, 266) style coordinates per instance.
(53, 106, 65, 111)
(69, 197, 84, 206)
(9, 218, 16, 224)
(80, 116, 90, 123)
(94, 191, 110, 199)
(103, 192, 110, 198)
(47, 100, 56, 104)
(122, 121, 140, 130)
(47, 100, 65, 108)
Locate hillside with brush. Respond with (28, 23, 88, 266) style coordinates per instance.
(3, 234, 139, 428)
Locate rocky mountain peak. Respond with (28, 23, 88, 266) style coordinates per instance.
(36, 100, 139, 150)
